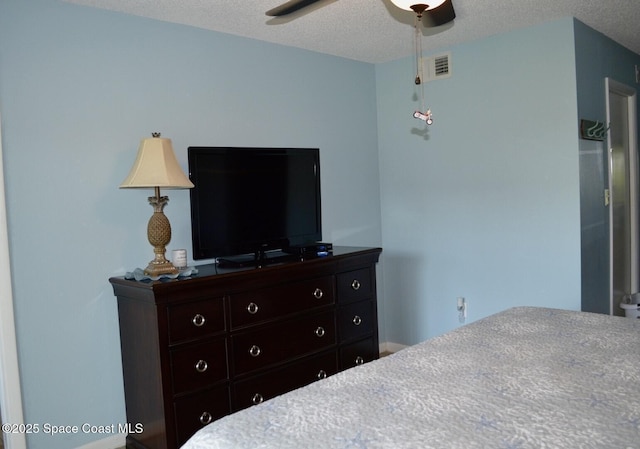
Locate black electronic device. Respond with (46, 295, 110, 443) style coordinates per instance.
(283, 242, 333, 258)
(188, 147, 322, 264)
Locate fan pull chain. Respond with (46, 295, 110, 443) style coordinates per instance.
(412, 15, 433, 125)
(414, 17, 422, 86)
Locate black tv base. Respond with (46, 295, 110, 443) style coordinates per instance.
(216, 250, 299, 268)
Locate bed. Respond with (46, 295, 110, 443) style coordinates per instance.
(181, 307, 640, 449)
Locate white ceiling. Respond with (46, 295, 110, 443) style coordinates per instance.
(63, 0, 640, 64)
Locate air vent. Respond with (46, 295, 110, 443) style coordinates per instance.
(424, 52, 452, 82)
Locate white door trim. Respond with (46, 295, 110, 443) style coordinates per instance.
(605, 77, 639, 314)
(0, 110, 27, 449)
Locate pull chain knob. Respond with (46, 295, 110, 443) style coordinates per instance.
(199, 411, 213, 425)
(249, 345, 262, 357)
(192, 314, 206, 327)
(247, 302, 259, 314)
(195, 360, 208, 373)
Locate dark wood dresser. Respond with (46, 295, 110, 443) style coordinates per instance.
(109, 246, 382, 449)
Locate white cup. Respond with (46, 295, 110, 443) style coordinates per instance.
(171, 249, 188, 269)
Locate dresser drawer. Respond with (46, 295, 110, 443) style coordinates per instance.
(229, 276, 334, 329)
(339, 337, 378, 370)
(170, 339, 228, 395)
(338, 300, 375, 342)
(168, 298, 225, 344)
(173, 386, 230, 447)
(233, 351, 337, 411)
(336, 268, 373, 304)
(232, 311, 336, 375)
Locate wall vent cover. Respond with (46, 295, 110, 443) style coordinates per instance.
(424, 52, 452, 82)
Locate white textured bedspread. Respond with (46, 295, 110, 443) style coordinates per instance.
(182, 307, 640, 449)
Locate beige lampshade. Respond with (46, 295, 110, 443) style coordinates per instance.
(120, 135, 194, 189)
(388, 0, 446, 11)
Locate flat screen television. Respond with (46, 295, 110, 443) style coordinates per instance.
(188, 147, 322, 264)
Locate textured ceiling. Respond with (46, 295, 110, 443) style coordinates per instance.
(63, 0, 640, 63)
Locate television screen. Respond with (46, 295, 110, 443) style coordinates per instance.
(188, 147, 322, 262)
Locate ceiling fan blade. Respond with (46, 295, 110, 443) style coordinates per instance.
(422, 0, 456, 27)
(266, 0, 324, 17)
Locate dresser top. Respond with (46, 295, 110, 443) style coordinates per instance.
(109, 246, 381, 300)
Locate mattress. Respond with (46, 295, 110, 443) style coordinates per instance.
(182, 307, 640, 448)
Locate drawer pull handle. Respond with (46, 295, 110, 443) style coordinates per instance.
(249, 345, 262, 357)
(351, 279, 361, 291)
(352, 315, 362, 326)
(317, 369, 327, 380)
(194, 359, 208, 373)
(355, 356, 364, 366)
(192, 314, 206, 327)
(247, 302, 259, 314)
(315, 326, 326, 338)
(199, 411, 213, 425)
(313, 288, 324, 299)
(252, 393, 264, 405)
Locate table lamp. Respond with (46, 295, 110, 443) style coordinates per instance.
(120, 133, 194, 276)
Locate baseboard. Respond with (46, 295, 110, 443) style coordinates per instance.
(379, 341, 409, 354)
(74, 434, 125, 449)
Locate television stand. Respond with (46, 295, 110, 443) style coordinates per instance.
(216, 250, 298, 268)
(110, 246, 382, 448)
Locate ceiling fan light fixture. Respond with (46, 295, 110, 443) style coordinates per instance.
(389, 0, 447, 13)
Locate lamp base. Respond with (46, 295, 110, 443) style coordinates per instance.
(143, 189, 178, 277)
(143, 259, 179, 277)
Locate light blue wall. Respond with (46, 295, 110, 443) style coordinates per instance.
(1, 2, 629, 447)
(376, 18, 582, 344)
(574, 19, 640, 314)
(0, 1, 380, 447)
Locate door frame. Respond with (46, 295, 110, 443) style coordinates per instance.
(0, 110, 27, 449)
(605, 77, 639, 314)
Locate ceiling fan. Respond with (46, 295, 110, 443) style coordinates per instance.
(266, 0, 456, 28)
(266, 1, 456, 128)
(266, 0, 326, 17)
